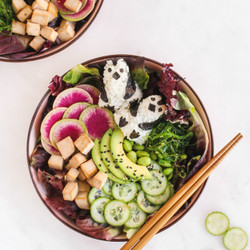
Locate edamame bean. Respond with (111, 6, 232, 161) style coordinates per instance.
(163, 168, 174, 176)
(127, 151, 137, 163)
(128, 140, 134, 146)
(137, 157, 151, 166)
(167, 173, 173, 180)
(123, 139, 132, 152)
(180, 154, 187, 160)
(150, 152, 157, 161)
(133, 143, 145, 151)
(136, 150, 150, 158)
(158, 159, 171, 167)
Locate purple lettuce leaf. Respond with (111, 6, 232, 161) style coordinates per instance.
(0, 34, 25, 56)
(30, 144, 50, 169)
(48, 75, 71, 96)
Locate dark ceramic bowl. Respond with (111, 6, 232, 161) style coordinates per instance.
(27, 54, 214, 241)
(0, 0, 103, 62)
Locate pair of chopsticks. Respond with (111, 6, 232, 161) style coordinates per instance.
(121, 133, 243, 250)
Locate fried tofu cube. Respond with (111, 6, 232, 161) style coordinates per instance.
(78, 168, 86, 181)
(12, 20, 26, 35)
(62, 182, 78, 201)
(29, 35, 45, 51)
(31, 9, 49, 25)
(16, 35, 33, 48)
(57, 23, 75, 42)
(75, 191, 90, 210)
(31, 0, 49, 11)
(74, 134, 94, 155)
(66, 168, 79, 182)
(48, 155, 64, 170)
(12, 0, 27, 14)
(64, 0, 82, 13)
(40, 25, 58, 42)
(16, 5, 32, 22)
(80, 159, 98, 179)
(87, 171, 108, 190)
(69, 153, 87, 168)
(65, 161, 73, 171)
(26, 21, 40, 36)
(78, 181, 90, 192)
(60, 19, 76, 29)
(47, 2, 58, 22)
(56, 136, 75, 160)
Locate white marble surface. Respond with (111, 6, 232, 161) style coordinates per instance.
(1, 0, 250, 249)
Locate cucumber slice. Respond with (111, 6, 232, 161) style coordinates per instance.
(90, 197, 111, 224)
(205, 211, 230, 235)
(145, 183, 171, 205)
(136, 183, 142, 192)
(168, 182, 175, 197)
(137, 190, 160, 214)
(104, 200, 130, 226)
(88, 187, 111, 204)
(124, 227, 140, 239)
(102, 179, 113, 196)
(147, 161, 162, 171)
(141, 170, 167, 196)
(112, 183, 137, 202)
(223, 227, 248, 250)
(125, 202, 147, 228)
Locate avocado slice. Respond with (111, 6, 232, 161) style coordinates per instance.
(92, 139, 127, 184)
(100, 129, 129, 181)
(110, 127, 151, 180)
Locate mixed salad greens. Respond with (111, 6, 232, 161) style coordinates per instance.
(30, 56, 209, 240)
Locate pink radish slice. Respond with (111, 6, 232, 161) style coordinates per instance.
(40, 107, 67, 145)
(41, 138, 61, 155)
(76, 84, 100, 104)
(52, 0, 87, 14)
(79, 105, 115, 140)
(63, 102, 90, 119)
(50, 119, 88, 148)
(53, 88, 93, 109)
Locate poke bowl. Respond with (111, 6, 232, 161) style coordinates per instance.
(27, 54, 213, 241)
(0, 0, 103, 62)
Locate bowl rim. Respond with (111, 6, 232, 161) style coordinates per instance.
(26, 54, 214, 241)
(0, 0, 104, 63)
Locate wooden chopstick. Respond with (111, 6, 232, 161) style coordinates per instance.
(121, 133, 242, 250)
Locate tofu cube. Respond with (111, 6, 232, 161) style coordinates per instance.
(75, 191, 90, 210)
(80, 159, 98, 179)
(26, 22, 40, 36)
(12, 20, 26, 35)
(29, 35, 45, 51)
(31, 0, 49, 11)
(58, 23, 75, 42)
(87, 171, 108, 190)
(64, 0, 82, 13)
(31, 9, 49, 25)
(69, 153, 87, 168)
(62, 182, 78, 201)
(40, 25, 58, 42)
(66, 168, 79, 182)
(47, 2, 58, 22)
(65, 161, 74, 171)
(74, 134, 94, 155)
(17, 5, 32, 22)
(56, 136, 75, 160)
(60, 19, 76, 29)
(16, 35, 33, 48)
(48, 155, 64, 170)
(12, 0, 27, 14)
(78, 168, 86, 181)
(78, 181, 90, 192)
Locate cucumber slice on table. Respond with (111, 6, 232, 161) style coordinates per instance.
(90, 197, 111, 224)
(223, 227, 248, 250)
(88, 187, 111, 204)
(125, 202, 147, 228)
(146, 183, 171, 205)
(102, 179, 113, 196)
(104, 200, 130, 226)
(205, 211, 230, 235)
(141, 170, 167, 196)
(112, 182, 137, 202)
(137, 190, 160, 214)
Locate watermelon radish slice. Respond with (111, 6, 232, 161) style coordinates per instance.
(76, 84, 100, 104)
(50, 119, 88, 148)
(60, 0, 95, 22)
(41, 138, 60, 155)
(40, 107, 67, 145)
(79, 105, 115, 140)
(53, 88, 93, 109)
(52, 0, 87, 14)
(63, 102, 90, 119)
